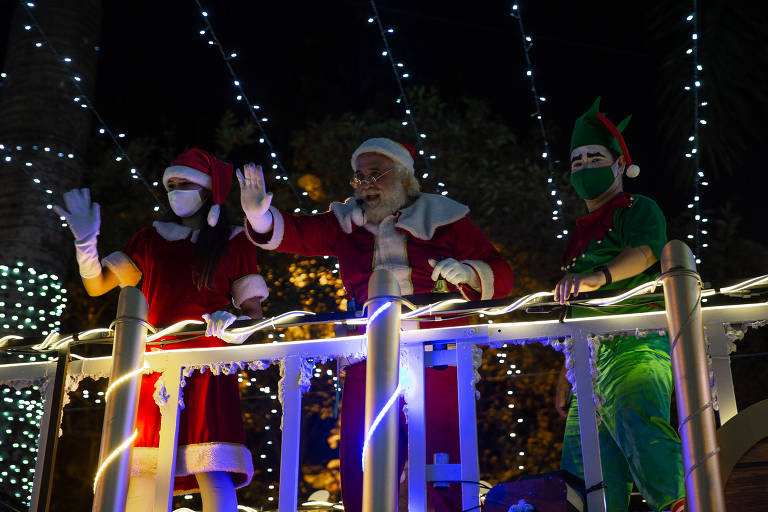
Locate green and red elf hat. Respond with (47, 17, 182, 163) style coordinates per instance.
(570, 97, 640, 178)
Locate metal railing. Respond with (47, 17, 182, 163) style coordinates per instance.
(1, 242, 766, 511)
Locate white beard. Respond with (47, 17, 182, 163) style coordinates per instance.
(355, 180, 409, 225)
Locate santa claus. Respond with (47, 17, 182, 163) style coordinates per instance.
(239, 137, 513, 511)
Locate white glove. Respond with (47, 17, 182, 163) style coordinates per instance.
(53, 189, 103, 278)
(53, 188, 101, 241)
(237, 163, 274, 233)
(202, 311, 253, 345)
(428, 258, 479, 289)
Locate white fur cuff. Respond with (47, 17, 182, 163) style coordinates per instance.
(231, 274, 269, 306)
(461, 260, 495, 300)
(101, 251, 142, 287)
(244, 205, 284, 250)
(131, 442, 254, 494)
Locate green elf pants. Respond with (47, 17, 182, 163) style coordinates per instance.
(560, 333, 685, 511)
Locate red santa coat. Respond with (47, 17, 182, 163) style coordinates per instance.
(245, 193, 513, 301)
(103, 222, 268, 494)
(246, 193, 513, 512)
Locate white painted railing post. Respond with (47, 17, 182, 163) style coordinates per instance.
(455, 342, 480, 511)
(278, 355, 303, 512)
(153, 361, 183, 512)
(571, 329, 606, 512)
(405, 344, 427, 511)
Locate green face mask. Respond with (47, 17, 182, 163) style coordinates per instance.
(570, 165, 616, 200)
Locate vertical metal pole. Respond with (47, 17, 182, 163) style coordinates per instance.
(93, 286, 149, 512)
(571, 330, 606, 512)
(455, 342, 480, 511)
(153, 362, 183, 512)
(29, 346, 70, 512)
(661, 240, 726, 512)
(362, 269, 401, 512)
(405, 344, 427, 512)
(278, 355, 303, 512)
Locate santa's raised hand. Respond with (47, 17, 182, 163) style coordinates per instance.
(53, 188, 101, 242)
(236, 163, 274, 233)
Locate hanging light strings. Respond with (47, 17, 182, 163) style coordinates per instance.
(509, 3, 567, 240)
(684, 2, 708, 265)
(192, 0, 306, 213)
(18, 1, 164, 211)
(0, 144, 73, 225)
(366, 0, 444, 194)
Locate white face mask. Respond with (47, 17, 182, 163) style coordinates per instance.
(168, 189, 205, 218)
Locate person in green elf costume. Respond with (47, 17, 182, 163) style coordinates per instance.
(553, 98, 686, 512)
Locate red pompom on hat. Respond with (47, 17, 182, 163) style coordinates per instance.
(163, 148, 234, 226)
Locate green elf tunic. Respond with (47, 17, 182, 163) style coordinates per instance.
(559, 192, 685, 512)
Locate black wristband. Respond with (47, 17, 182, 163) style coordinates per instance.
(596, 265, 612, 285)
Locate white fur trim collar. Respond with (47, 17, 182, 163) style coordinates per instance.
(330, 197, 367, 234)
(330, 193, 468, 239)
(396, 193, 470, 239)
(152, 221, 243, 243)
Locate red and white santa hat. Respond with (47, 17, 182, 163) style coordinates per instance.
(350, 137, 416, 174)
(163, 148, 233, 227)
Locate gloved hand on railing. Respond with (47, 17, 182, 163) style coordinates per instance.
(53, 188, 102, 279)
(428, 258, 481, 290)
(203, 310, 253, 344)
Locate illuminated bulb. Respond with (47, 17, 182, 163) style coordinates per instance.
(24, 25, 31, 30)
(381, 51, 388, 56)
(201, 10, 208, 16)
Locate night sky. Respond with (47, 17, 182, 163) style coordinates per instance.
(2, 0, 767, 243)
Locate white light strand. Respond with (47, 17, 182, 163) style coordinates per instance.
(509, 3, 567, 239)
(103, 362, 149, 403)
(18, 2, 164, 211)
(366, 1, 442, 193)
(0, 143, 83, 223)
(92, 429, 137, 493)
(192, 0, 306, 211)
(686, 2, 706, 265)
(4, 273, 768, 353)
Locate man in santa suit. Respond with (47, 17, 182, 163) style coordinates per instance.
(238, 137, 513, 511)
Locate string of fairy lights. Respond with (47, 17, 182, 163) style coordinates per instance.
(684, 2, 708, 265)
(366, 0, 446, 195)
(509, 2, 567, 240)
(17, 1, 165, 212)
(192, 0, 309, 214)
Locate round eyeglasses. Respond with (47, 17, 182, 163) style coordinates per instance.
(349, 167, 393, 188)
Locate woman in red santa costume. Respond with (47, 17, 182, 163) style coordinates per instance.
(54, 148, 268, 511)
